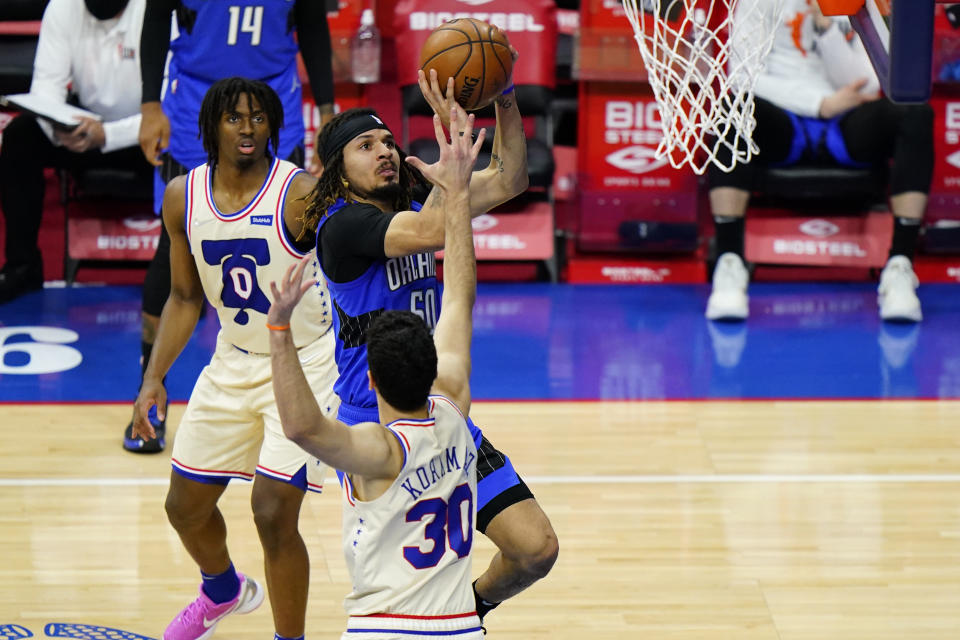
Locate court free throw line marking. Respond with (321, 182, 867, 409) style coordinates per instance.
(3, 474, 960, 487)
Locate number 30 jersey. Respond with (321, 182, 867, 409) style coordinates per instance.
(185, 158, 331, 354)
(340, 396, 483, 639)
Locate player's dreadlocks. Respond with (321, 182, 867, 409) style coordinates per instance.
(299, 108, 427, 242)
(199, 77, 283, 171)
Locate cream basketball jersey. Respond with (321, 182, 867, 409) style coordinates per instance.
(185, 158, 331, 354)
(340, 395, 482, 639)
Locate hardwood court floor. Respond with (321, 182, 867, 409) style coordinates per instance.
(2, 400, 960, 639)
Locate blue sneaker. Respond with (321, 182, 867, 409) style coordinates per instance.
(123, 403, 166, 453)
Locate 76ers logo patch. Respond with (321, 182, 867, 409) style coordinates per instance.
(201, 238, 272, 325)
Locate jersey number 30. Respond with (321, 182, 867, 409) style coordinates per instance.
(403, 483, 473, 569)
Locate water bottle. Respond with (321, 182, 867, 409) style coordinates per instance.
(351, 9, 381, 84)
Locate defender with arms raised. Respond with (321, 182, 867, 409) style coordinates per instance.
(298, 59, 558, 628)
(268, 108, 486, 639)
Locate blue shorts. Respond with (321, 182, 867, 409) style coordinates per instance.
(337, 403, 533, 532)
(774, 112, 869, 169)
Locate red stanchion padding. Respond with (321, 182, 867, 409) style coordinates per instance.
(816, 0, 867, 16)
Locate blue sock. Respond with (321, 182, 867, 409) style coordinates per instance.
(275, 634, 304, 640)
(201, 563, 240, 604)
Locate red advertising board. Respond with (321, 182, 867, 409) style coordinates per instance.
(565, 255, 706, 283)
(393, 0, 557, 89)
(745, 211, 893, 268)
(437, 200, 554, 261)
(928, 91, 960, 224)
(67, 206, 161, 262)
(579, 83, 694, 192)
(576, 82, 699, 252)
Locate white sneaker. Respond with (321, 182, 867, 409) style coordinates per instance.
(878, 255, 922, 322)
(706, 252, 749, 320)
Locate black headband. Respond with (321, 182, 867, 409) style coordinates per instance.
(320, 113, 392, 166)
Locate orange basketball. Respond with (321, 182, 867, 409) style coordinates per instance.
(419, 18, 513, 112)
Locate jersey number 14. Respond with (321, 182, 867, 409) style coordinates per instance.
(227, 5, 263, 46)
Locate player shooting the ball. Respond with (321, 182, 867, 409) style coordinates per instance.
(295, 36, 559, 633)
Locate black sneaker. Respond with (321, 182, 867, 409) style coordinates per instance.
(0, 262, 43, 304)
(123, 404, 166, 453)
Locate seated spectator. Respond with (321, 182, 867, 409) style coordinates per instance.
(0, 0, 148, 303)
(706, 0, 933, 323)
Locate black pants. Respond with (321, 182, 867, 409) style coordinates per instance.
(709, 97, 935, 196)
(142, 147, 306, 316)
(0, 114, 150, 268)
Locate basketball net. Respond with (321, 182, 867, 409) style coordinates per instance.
(621, 0, 787, 174)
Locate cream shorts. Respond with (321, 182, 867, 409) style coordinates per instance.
(171, 330, 339, 493)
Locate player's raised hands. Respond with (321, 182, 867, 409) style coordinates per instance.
(418, 69, 469, 131)
(267, 255, 317, 328)
(404, 109, 485, 194)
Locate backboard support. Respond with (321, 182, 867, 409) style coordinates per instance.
(819, 0, 936, 103)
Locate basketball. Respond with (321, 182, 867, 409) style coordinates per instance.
(418, 18, 514, 111)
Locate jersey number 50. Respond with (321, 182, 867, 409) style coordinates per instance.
(410, 288, 438, 331)
(403, 483, 473, 569)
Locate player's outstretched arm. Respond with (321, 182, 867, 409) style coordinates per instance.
(479, 77, 530, 207)
(267, 258, 403, 480)
(382, 181, 454, 257)
(417, 55, 528, 216)
(386, 110, 486, 257)
(418, 115, 482, 416)
(132, 177, 205, 441)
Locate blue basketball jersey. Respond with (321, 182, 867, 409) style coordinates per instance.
(316, 199, 440, 424)
(163, 0, 303, 170)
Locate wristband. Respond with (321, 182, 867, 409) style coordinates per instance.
(501, 84, 515, 95)
(266, 323, 290, 331)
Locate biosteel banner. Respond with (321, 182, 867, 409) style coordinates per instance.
(393, 0, 557, 88)
(577, 83, 699, 252)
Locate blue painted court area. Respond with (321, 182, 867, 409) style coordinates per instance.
(0, 282, 958, 402)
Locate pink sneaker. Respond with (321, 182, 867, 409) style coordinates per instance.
(163, 573, 265, 640)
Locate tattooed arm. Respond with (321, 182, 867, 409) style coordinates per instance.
(382, 186, 448, 256)
(384, 110, 484, 257)
(467, 87, 529, 216)
(417, 57, 529, 217)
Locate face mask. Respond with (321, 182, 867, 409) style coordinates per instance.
(84, 0, 129, 20)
